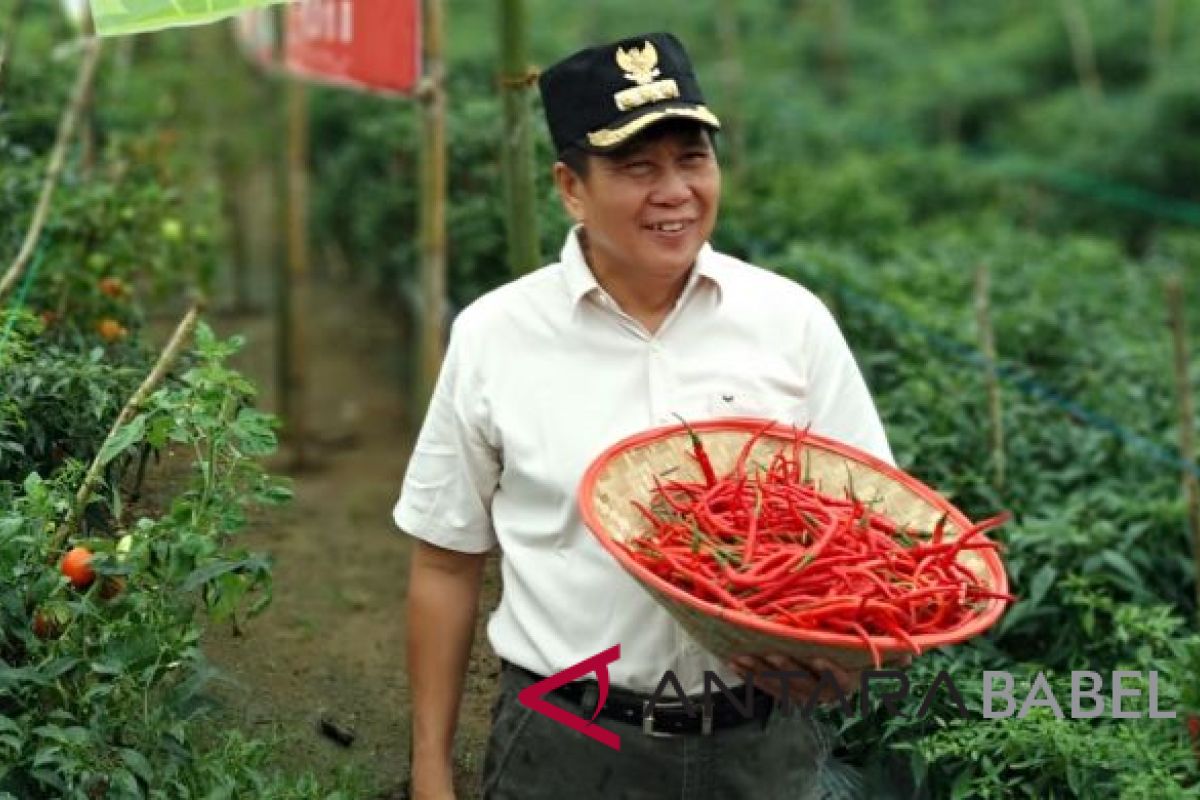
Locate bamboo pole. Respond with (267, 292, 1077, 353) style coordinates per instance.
(974, 262, 1005, 491)
(196, 23, 254, 313)
(222, 151, 255, 312)
(1057, 0, 1104, 101)
(282, 77, 311, 467)
(498, 0, 540, 277)
(79, 6, 98, 177)
(1151, 0, 1175, 70)
(0, 0, 28, 97)
(715, 0, 746, 183)
(0, 39, 103, 303)
(49, 301, 205, 556)
(418, 0, 448, 408)
(1164, 275, 1200, 625)
(820, 0, 849, 103)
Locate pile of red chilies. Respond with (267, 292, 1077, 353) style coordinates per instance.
(622, 421, 1014, 668)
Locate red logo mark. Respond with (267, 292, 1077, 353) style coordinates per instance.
(516, 645, 621, 751)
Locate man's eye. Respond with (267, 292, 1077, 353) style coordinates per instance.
(623, 161, 654, 174)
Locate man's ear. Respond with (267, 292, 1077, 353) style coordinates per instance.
(553, 162, 586, 224)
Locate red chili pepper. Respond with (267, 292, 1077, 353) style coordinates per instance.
(672, 414, 718, 487)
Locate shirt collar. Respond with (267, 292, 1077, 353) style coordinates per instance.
(560, 225, 724, 310)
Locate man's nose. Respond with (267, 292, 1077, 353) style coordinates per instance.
(650, 166, 691, 205)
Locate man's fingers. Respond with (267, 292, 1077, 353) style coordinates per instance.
(727, 655, 854, 707)
(808, 657, 861, 693)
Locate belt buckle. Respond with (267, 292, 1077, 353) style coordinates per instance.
(641, 700, 675, 738)
(641, 700, 713, 737)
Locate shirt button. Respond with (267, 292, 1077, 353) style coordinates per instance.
(649, 342, 662, 353)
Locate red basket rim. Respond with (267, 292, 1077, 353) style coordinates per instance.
(578, 417, 1010, 655)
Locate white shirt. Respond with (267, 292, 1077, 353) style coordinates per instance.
(393, 228, 894, 694)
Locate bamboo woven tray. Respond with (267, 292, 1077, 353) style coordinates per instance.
(578, 417, 1010, 670)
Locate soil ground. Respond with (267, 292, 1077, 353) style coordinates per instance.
(200, 276, 501, 799)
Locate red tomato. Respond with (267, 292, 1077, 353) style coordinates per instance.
(32, 610, 62, 640)
(96, 318, 128, 342)
(98, 277, 128, 299)
(99, 576, 126, 601)
(61, 547, 95, 589)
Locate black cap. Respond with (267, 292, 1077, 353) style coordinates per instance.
(538, 32, 721, 154)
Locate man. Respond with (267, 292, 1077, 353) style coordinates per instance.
(396, 32, 895, 799)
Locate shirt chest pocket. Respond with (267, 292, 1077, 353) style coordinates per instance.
(706, 389, 811, 428)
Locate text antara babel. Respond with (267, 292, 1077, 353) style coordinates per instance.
(647, 669, 1177, 720)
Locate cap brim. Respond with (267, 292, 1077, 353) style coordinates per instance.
(584, 103, 721, 151)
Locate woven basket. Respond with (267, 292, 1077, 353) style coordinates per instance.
(578, 417, 1010, 670)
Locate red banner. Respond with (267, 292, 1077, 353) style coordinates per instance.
(285, 0, 421, 96)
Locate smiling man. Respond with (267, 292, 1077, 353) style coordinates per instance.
(397, 32, 895, 800)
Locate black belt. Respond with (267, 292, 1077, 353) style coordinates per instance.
(501, 660, 774, 736)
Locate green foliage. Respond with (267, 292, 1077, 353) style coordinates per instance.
(6, 0, 1200, 796)
(0, 7, 356, 797)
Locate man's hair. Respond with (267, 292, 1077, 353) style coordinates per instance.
(557, 119, 719, 180)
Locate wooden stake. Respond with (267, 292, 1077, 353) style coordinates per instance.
(79, 4, 98, 177)
(1057, 0, 1104, 101)
(1165, 274, 1200, 625)
(975, 262, 1005, 491)
(195, 23, 253, 312)
(498, 0, 540, 277)
(1152, 0, 1175, 70)
(715, 0, 747, 183)
(0, 0, 28, 97)
(418, 0, 448, 408)
(283, 77, 311, 467)
(49, 301, 205, 556)
(0, 38, 103, 303)
(821, 0, 849, 102)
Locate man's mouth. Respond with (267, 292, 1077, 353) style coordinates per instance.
(644, 220, 692, 233)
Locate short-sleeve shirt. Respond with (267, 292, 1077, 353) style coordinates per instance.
(393, 227, 894, 694)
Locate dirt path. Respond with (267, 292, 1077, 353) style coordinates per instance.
(201, 279, 500, 798)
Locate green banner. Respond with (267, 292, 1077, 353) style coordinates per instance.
(89, 0, 293, 37)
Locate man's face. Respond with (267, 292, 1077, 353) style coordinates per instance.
(554, 127, 721, 286)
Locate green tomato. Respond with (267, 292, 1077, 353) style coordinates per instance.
(160, 218, 184, 241)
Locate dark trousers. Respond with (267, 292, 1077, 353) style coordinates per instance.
(479, 663, 833, 799)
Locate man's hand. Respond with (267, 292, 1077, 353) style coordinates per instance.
(728, 653, 913, 709)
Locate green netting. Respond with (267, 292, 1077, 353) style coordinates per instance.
(89, 0, 294, 37)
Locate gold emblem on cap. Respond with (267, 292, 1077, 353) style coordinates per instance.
(615, 41, 661, 85)
(612, 40, 679, 112)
